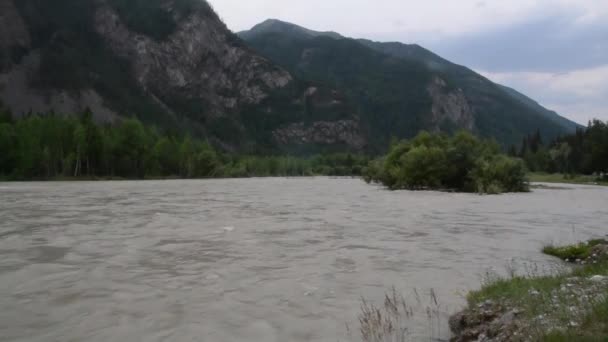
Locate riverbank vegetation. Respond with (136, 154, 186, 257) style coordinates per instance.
(3, 102, 607, 190)
(543, 239, 608, 263)
(528, 172, 608, 186)
(514, 120, 608, 184)
(363, 131, 529, 194)
(450, 239, 608, 341)
(0, 110, 369, 180)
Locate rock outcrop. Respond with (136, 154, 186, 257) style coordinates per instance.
(93, 1, 292, 117)
(427, 76, 475, 131)
(273, 119, 365, 149)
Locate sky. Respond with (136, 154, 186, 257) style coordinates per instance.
(207, 0, 608, 125)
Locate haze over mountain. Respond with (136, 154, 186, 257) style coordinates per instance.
(0, 0, 578, 153)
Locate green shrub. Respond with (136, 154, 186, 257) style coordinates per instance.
(543, 244, 592, 261)
(543, 239, 608, 261)
(365, 131, 530, 193)
(472, 155, 529, 193)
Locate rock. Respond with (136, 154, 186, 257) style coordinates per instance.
(449, 303, 522, 342)
(589, 275, 606, 282)
(479, 300, 494, 309)
(427, 76, 475, 131)
(272, 120, 366, 149)
(529, 289, 540, 296)
(498, 310, 517, 325)
(590, 244, 608, 261)
(448, 311, 468, 335)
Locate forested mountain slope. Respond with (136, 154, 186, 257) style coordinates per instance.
(240, 19, 579, 148)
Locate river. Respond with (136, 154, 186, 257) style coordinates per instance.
(0, 178, 606, 341)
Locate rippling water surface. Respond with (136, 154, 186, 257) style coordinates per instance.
(0, 178, 607, 341)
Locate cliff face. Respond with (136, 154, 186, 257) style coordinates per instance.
(0, 0, 118, 121)
(427, 77, 475, 132)
(0, 0, 365, 152)
(93, 1, 292, 116)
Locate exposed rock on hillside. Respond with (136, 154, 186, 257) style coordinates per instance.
(0, 0, 364, 151)
(273, 120, 365, 149)
(94, 1, 292, 116)
(427, 77, 475, 132)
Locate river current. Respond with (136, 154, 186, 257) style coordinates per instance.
(1, 178, 606, 341)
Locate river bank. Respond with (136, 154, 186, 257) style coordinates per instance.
(449, 239, 608, 341)
(529, 173, 608, 186)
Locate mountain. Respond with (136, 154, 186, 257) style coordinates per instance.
(0, 0, 364, 153)
(239, 19, 343, 41)
(497, 85, 580, 132)
(239, 19, 580, 148)
(0, 1, 579, 154)
(357, 39, 580, 133)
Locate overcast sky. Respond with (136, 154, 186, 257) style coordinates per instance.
(208, 0, 608, 124)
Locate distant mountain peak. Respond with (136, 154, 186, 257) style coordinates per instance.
(239, 19, 343, 40)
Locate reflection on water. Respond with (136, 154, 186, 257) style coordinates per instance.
(0, 178, 606, 341)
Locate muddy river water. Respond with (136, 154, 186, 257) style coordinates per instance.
(1, 178, 606, 341)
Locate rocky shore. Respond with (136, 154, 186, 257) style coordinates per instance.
(449, 239, 608, 341)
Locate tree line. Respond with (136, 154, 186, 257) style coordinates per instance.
(0, 109, 369, 180)
(2, 103, 606, 187)
(363, 131, 529, 194)
(514, 120, 608, 178)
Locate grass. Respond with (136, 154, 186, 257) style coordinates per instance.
(355, 287, 444, 342)
(529, 172, 608, 186)
(543, 239, 608, 261)
(542, 297, 608, 341)
(358, 288, 413, 342)
(463, 241, 608, 341)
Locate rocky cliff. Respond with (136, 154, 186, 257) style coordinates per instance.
(0, 0, 364, 152)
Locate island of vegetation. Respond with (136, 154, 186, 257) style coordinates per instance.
(363, 131, 529, 194)
(449, 239, 608, 341)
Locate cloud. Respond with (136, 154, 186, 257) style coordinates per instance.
(423, 10, 608, 73)
(210, 0, 564, 36)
